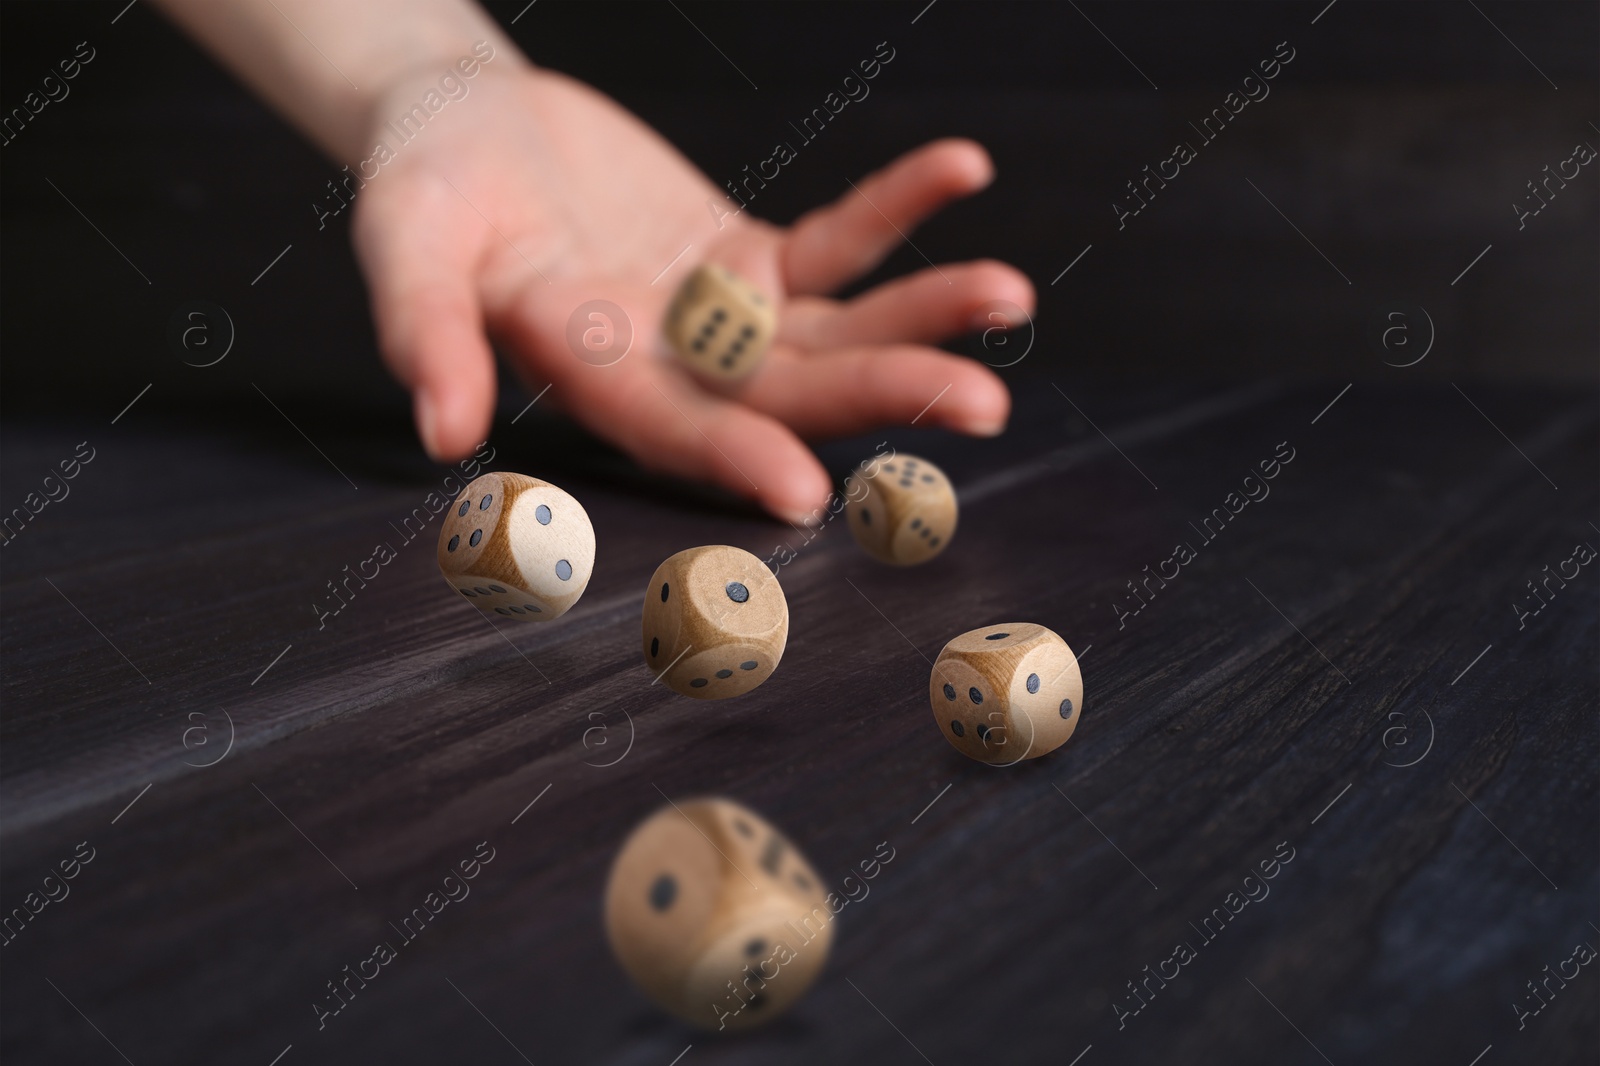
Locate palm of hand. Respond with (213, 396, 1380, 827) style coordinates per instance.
(353, 66, 1027, 521)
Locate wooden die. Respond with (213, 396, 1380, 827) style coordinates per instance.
(845, 452, 957, 565)
(930, 623, 1083, 764)
(436, 472, 595, 621)
(663, 264, 776, 380)
(641, 546, 787, 698)
(603, 797, 833, 1030)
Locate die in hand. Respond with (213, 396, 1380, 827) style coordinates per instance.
(663, 264, 776, 381)
(845, 452, 958, 565)
(930, 623, 1083, 764)
(436, 472, 595, 621)
(641, 545, 787, 699)
(604, 797, 833, 1030)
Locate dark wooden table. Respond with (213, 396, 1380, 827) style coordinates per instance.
(1, 375, 1594, 1065)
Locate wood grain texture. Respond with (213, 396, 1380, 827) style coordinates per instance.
(0, 4, 1595, 1060)
(0, 378, 1594, 1066)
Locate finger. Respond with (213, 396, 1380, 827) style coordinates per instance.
(352, 195, 496, 461)
(745, 344, 1010, 439)
(494, 285, 833, 523)
(782, 259, 1035, 349)
(626, 379, 833, 524)
(782, 138, 994, 296)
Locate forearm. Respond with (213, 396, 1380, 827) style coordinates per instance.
(154, 0, 524, 163)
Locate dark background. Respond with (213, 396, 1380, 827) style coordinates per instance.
(2, 3, 1596, 1066)
(0, 0, 1595, 424)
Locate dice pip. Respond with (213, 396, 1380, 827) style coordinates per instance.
(663, 264, 776, 381)
(641, 545, 787, 698)
(604, 797, 833, 1030)
(930, 623, 1083, 764)
(845, 452, 957, 565)
(436, 472, 595, 621)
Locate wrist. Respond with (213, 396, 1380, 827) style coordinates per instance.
(350, 38, 528, 165)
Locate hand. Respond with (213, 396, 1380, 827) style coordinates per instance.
(351, 64, 1030, 523)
